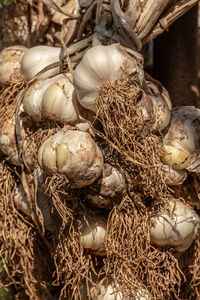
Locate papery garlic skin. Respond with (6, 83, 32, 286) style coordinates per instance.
(14, 184, 52, 231)
(162, 164, 187, 186)
(42, 74, 81, 124)
(87, 164, 126, 208)
(38, 130, 103, 187)
(73, 44, 144, 112)
(23, 74, 64, 121)
(79, 215, 107, 256)
(0, 45, 27, 83)
(21, 46, 61, 80)
(162, 106, 200, 170)
(150, 200, 200, 252)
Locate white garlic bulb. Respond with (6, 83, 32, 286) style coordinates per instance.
(0, 45, 27, 83)
(73, 44, 144, 112)
(150, 200, 200, 252)
(21, 46, 62, 80)
(42, 74, 81, 124)
(79, 215, 107, 256)
(14, 184, 52, 231)
(162, 106, 200, 170)
(162, 164, 187, 186)
(23, 74, 64, 121)
(38, 130, 103, 187)
(87, 164, 126, 208)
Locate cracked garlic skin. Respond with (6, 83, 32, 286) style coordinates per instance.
(0, 45, 27, 83)
(162, 106, 200, 170)
(14, 184, 52, 231)
(79, 215, 107, 256)
(73, 43, 144, 112)
(87, 164, 126, 208)
(150, 200, 200, 252)
(38, 130, 103, 187)
(21, 46, 62, 80)
(42, 74, 81, 124)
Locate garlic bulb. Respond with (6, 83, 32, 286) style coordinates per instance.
(23, 74, 64, 121)
(79, 214, 107, 256)
(87, 164, 126, 208)
(141, 78, 171, 132)
(42, 74, 81, 124)
(162, 106, 200, 170)
(90, 281, 151, 300)
(21, 46, 62, 80)
(0, 45, 27, 83)
(150, 200, 200, 252)
(73, 44, 144, 112)
(162, 164, 187, 186)
(38, 130, 103, 187)
(14, 184, 51, 231)
(0, 110, 34, 167)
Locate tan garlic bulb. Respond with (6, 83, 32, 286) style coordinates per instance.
(38, 130, 103, 187)
(162, 164, 187, 186)
(150, 200, 200, 252)
(79, 214, 107, 256)
(14, 184, 52, 231)
(42, 74, 80, 124)
(0, 45, 27, 83)
(87, 164, 126, 208)
(162, 106, 200, 170)
(23, 74, 64, 121)
(0, 109, 34, 167)
(73, 44, 144, 112)
(21, 46, 62, 80)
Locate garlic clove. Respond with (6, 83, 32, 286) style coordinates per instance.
(42, 74, 81, 124)
(0, 45, 27, 83)
(79, 215, 107, 256)
(73, 43, 144, 112)
(21, 45, 61, 81)
(150, 200, 200, 252)
(161, 145, 191, 169)
(23, 74, 65, 121)
(38, 130, 103, 187)
(162, 164, 187, 186)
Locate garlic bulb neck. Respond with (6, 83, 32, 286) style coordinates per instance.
(38, 130, 103, 187)
(73, 43, 144, 112)
(21, 46, 62, 81)
(150, 200, 199, 252)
